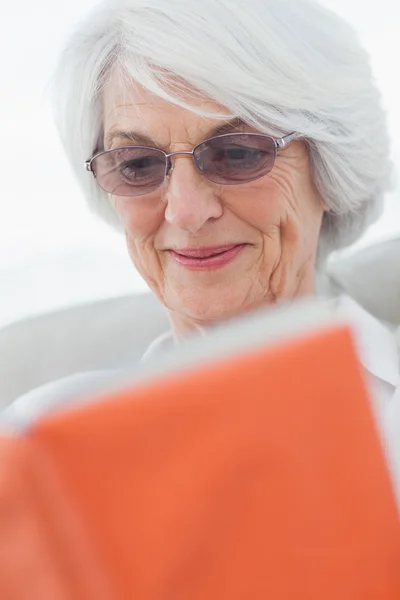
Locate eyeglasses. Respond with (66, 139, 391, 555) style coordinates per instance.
(85, 131, 301, 197)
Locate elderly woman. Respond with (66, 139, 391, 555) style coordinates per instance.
(4, 0, 400, 488)
(53, 0, 392, 333)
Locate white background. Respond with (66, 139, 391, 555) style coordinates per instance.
(0, 0, 399, 328)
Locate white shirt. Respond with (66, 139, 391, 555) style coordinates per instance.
(2, 296, 400, 503)
(335, 296, 400, 504)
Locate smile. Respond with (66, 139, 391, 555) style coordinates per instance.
(168, 244, 246, 270)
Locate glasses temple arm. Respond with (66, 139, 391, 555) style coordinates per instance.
(276, 132, 302, 150)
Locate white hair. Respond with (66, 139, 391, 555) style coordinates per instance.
(50, 0, 394, 262)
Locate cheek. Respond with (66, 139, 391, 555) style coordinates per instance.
(111, 195, 165, 242)
(221, 179, 284, 233)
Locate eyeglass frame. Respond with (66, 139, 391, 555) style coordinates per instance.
(84, 131, 302, 194)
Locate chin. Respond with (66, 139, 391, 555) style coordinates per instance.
(166, 284, 268, 326)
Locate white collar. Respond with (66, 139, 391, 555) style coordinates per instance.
(141, 330, 175, 362)
(335, 296, 400, 387)
(143, 296, 400, 388)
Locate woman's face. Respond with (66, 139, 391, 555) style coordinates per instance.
(102, 83, 325, 333)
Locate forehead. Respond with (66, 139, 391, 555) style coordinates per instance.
(102, 77, 234, 144)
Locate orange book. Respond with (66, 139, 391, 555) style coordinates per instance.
(0, 303, 400, 599)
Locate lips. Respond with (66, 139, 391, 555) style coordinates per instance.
(167, 244, 246, 270)
(173, 245, 240, 259)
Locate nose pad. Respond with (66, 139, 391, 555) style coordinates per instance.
(194, 155, 204, 172)
(166, 157, 174, 177)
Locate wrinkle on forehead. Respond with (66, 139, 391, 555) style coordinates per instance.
(103, 66, 233, 117)
(102, 76, 243, 149)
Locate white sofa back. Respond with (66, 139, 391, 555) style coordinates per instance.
(1, 237, 399, 408)
(0, 293, 169, 409)
(327, 238, 400, 325)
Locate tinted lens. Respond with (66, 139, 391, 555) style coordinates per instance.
(194, 134, 276, 184)
(91, 147, 167, 196)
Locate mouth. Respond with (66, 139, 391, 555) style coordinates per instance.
(167, 244, 246, 270)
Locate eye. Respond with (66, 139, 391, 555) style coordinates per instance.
(215, 146, 263, 167)
(119, 155, 165, 182)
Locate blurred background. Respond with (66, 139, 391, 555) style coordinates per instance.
(1, 0, 399, 328)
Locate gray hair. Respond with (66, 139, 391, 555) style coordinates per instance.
(50, 0, 394, 262)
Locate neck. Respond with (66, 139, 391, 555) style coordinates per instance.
(168, 283, 317, 341)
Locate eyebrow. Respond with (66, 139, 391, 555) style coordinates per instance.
(104, 117, 248, 150)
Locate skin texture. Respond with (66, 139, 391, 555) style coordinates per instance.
(102, 81, 325, 337)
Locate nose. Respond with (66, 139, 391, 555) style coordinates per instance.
(163, 156, 223, 233)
